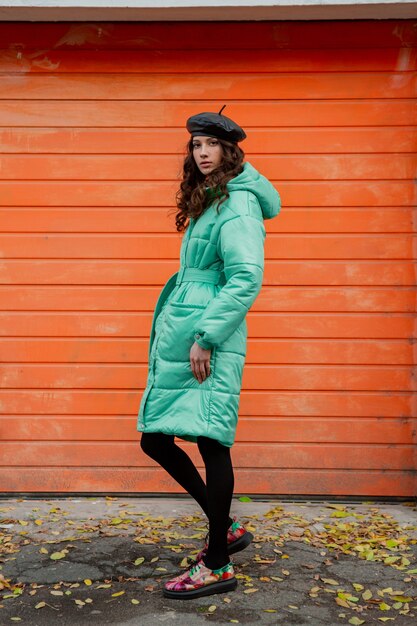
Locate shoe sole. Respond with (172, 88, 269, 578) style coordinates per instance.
(228, 531, 254, 555)
(163, 577, 237, 599)
(186, 531, 254, 567)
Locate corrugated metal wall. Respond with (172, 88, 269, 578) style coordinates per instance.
(0, 20, 416, 495)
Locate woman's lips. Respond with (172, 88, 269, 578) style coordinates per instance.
(200, 162, 212, 166)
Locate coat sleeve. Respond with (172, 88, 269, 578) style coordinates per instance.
(193, 214, 265, 350)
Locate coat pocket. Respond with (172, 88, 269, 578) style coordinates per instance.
(156, 301, 207, 363)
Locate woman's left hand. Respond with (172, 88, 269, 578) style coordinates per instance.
(190, 342, 211, 384)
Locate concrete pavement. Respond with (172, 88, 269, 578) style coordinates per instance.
(0, 496, 416, 625)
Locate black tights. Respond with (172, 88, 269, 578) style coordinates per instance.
(140, 432, 234, 570)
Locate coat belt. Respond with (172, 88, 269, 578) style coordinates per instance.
(176, 267, 223, 285)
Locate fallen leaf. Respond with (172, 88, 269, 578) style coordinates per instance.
(348, 617, 365, 625)
(50, 551, 67, 560)
(131, 599, 140, 605)
(321, 578, 339, 585)
(134, 557, 145, 566)
(208, 605, 217, 612)
(111, 591, 125, 597)
(35, 601, 46, 609)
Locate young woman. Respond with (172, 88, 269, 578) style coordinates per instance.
(137, 107, 281, 599)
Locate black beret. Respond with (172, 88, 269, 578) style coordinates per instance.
(186, 105, 246, 143)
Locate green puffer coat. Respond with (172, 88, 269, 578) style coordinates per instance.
(137, 161, 281, 447)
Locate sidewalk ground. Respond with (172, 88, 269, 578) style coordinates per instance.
(0, 496, 416, 625)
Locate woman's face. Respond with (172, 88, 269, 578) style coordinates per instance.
(192, 135, 223, 176)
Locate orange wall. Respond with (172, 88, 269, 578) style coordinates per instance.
(0, 20, 416, 496)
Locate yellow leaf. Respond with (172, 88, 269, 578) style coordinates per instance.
(131, 599, 140, 605)
(391, 595, 412, 603)
(321, 578, 339, 586)
(150, 557, 159, 563)
(379, 602, 391, 611)
(35, 602, 46, 609)
(378, 619, 395, 623)
(35, 520, 43, 526)
(282, 569, 290, 576)
(39, 547, 48, 554)
(208, 605, 217, 612)
(74, 599, 85, 606)
(263, 609, 277, 613)
(97, 584, 112, 589)
(362, 589, 373, 601)
(84, 579, 92, 586)
(134, 557, 145, 566)
(50, 551, 66, 560)
(110, 518, 123, 525)
(335, 598, 350, 608)
(348, 618, 365, 625)
(11, 618, 22, 621)
(243, 588, 259, 594)
(352, 583, 364, 591)
(111, 591, 125, 597)
(50, 590, 64, 596)
(18, 520, 28, 526)
(85, 598, 93, 603)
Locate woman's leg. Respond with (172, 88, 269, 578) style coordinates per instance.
(140, 432, 210, 514)
(197, 435, 235, 570)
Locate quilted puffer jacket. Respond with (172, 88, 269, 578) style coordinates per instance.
(137, 161, 281, 447)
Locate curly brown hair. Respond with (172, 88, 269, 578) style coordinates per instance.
(172, 137, 245, 233)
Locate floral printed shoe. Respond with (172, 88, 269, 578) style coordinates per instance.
(163, 558, 237, 599)
(188, 516, 254, 566)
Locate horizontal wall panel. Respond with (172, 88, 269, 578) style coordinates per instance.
(1, 260, 415, 286)
(1, 467, 415, 496)
(1, 442, 414, 470)
(1, 101, 416, 128)
(1, 48, 416, 74)
(0, 390, 412, 417)
(1, 154, 415, 180)
(0, 21, 415, 49)
(1, 338, 412, 365)
(2, 73, 416, 100)
(0, 312, 414, 338)
(0, 364, 414, 392)
(0, 208, 415, 234)
(0, 234, 414, 260)
(0, 181, 415, 207)
(2, 286, 415, 313)
(2, 416, 414, 445)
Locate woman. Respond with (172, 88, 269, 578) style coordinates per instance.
(137, 107, 281, 599)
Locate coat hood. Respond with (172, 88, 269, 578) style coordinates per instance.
(227, 161, 281, 220)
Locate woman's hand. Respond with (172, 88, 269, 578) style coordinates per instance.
(190, 342, 211, 383)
